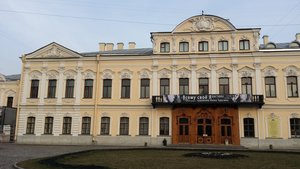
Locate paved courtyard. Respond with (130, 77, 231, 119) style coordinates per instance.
(0, 143, 108, 169)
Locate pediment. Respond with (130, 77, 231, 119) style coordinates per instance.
(172, 15, 236, 33)
(25, 42, 83, 59)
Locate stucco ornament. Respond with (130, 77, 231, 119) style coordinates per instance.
(190, 16, 214, 31)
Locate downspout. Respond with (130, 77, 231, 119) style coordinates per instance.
(15, 54, 26, 142)
(92, 54, 100, 143)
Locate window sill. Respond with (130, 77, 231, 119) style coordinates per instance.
(59, 134, 72, 136)
(78, 134, 92, 136)
(41, 134, 54, 135)
(63, 97, 75, 99)
(136, 135, 151, 137)
(98, 134, 111, 136)
(266, 137, 283, 139)
(45, 98, 57, 99)
(102, 97, 112, 99)
(23, 134, 35, 135)
(117, 135, 131, 136)
(289, 137, 300, 139)
(157, 135, 170, 137)
(83, 98, 93, 99)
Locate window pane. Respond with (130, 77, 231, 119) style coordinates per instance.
(30, 80, 39, 98)
(65, 79, 74, 98)
(121, 79, 130, 98)
(160, 117, 169, 135)
(84, 79, 93, 98)
(103, 79, 112, 98)
(101, 117, 110, 135)
(160, 42, 170, 53)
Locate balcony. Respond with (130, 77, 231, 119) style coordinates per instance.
(152, 94, 264, 108)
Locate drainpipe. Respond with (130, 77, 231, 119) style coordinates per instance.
(92, 55, 101, 143)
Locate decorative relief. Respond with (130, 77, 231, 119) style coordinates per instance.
(119, 69, 133, 79)
(82, 70, 96, 79)
(121, 113, 128, 117)
(44, 98, 57, 104)
(209, 64, 217, 70)
(101, 69, 114, 79)
(262, 66, 278, 77)
(282, 66, 300, 76)
(46, 70, 59, 79)
(238, 66, 254, 77)
(190, 16, 215, 31)
(196, 67, 211, 78)
(5, 89, 16, 97)
(177, 68, 191, 78)
(42, 44, 63, 58)
(291, 113, 299, 118)
(217, 67, 232, 77)
(29, 70, 42, 79)
(62, 98, 75, 104)
(63, 69, 76, 79)
(246, 113, 252, 118)
(101, 112, 109, 117)
(268, 113, 280, 138)
(138, 69, 152, 79)
(158, 68, 171, 78)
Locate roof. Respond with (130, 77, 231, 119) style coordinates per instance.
(5, 74, 21, 81)
(81, 48, 153, 57)
(259, 42, 300, 49)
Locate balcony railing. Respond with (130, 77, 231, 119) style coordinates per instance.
(152, 94, 264, 108)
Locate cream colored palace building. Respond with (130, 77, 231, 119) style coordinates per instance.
(1, 14, 300, 149)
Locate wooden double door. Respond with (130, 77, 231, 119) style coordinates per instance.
(173, 107, 239, 145)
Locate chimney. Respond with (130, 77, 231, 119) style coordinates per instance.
(263, 35, 269, 45)
(99, 43, 106, 51)
(128, 42, 136, 49)
(117, 42, 124, 50)
(105, 43, 114, 51)
(296, 33, 300, 42)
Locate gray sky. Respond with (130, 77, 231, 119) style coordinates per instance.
(0, 0, 300, 75)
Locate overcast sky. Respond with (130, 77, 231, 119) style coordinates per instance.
(0, 0, 300, 75)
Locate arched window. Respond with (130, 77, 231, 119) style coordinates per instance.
(160, 42, 170, 53)
(120, 117, 129, 135)
(290, 118, 300, 138)
(239, 40, 250, 50)
(160, 117, 169, 135)
(243, 118, 254, 137)
(179, 42, 189, 52)
(139, 117, 149, 135)
(100, 117, 110, 135)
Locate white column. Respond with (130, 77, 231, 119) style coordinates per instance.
(231, 64, 239, 94)
(190, 64, 197, 94)
(39, 67, 47, 105)
(254, 63, 262, 95)
(75, 66, 82, 105)
(57, 67, 64, 105)
(210, 64, 217, 94)
(21, 68, 30, 105)
(152, 65, 158, 95)
(171, 65, 177, 94)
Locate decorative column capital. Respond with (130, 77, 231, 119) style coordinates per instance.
(171, 65, 178, 71)
(253, 63, 261, 69)
(209, 64, 217, 70)
(151, 65, 158, 71)
(231, 63, 238, 69)
(189, 64, 197, 70)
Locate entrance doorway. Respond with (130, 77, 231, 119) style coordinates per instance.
(197, 118, 213, 144)
(178, 117, 190, 143)
(220, 118, 232, 144)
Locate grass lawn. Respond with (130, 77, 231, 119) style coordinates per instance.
(18, 149, 300, 169)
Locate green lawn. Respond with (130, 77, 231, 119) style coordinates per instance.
(18, 149, 300, 169)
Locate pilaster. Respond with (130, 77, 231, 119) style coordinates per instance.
(190, 64, 197, 94)
(171, 65, 178, 94)
(254, 63, 262, 94)
(57, 66, 65, 105)
(209, 64, 217, 94)
(152, 65, 158, 96)
(231, 63, 238, 94)
(75, 66, 83, 105)
(39, 66, 47, 105)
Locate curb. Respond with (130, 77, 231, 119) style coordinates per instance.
(13, 162, 24, 169)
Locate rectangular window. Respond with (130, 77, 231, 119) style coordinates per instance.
(241, 77, 252, 94)
(139, 117, 149, 135)
(44, 117, 53, 134)
(287, 76, 298, 97)
(120, 117, 129, 135)
(199, 78, 209, 95)
(160, 42, 170, 53)
(218, 41, 228, 51)
(199, 41, 208, 51)
(84, 79, 93, 98)
(179, 42, 189, 52)
(47, 79, 57, 98)
(243, 118, 255, 137)
(65, 79, 74, 98)
(100, 117, 110, 135)
(219, 77, 229, 94)
(62, 117, 72, 134)
(30, 80, 39, 98)
(140, 79, 150, 98)
(160, 78, 170, 95)
(121, 79, 130, 98)
(290, 118, 300, 138)
(6, 97, 13, 108)
(160, 117, 169, 135)
(81, 117, 91, 135)
(103, 79, 112, 98)
(179, 78, 189, 95)
(265, 77, 276, 98)
(239, 40, 250, 50)
(26, 117, 35, 134)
